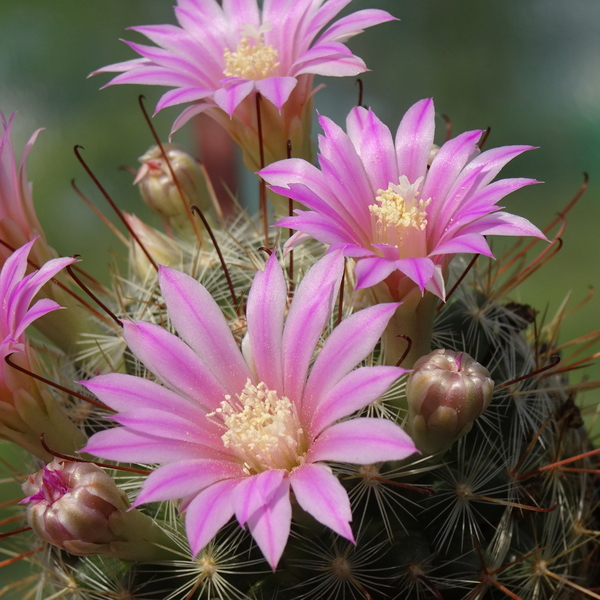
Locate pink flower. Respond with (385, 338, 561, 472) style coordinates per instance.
(1, 238, 77, 401)
(260, 99, 546, 301)
(93, 0, 395, 130)
(0, 113, 48, 265)
(83, 252, 416, 568)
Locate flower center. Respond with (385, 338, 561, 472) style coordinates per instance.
(368, 176, 430, 255)
(223, 24, 279, 80)
(213, 379, 306, 474)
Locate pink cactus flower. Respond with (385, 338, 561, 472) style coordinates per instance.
(0, 113, 48, 265)
(83, 252, 416, 569)
(260, 99, 546, 301)
(1, 238, 77, 401)
(93, 0, 395, 129)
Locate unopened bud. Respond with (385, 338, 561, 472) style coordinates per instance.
(22, 459, 176, 561)
(405, 349, 494, 455)
(134, 144, 215, 232)
(124, 213, 183, 279)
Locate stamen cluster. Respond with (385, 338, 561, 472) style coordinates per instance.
(223, 34, 279, 80)
(215, 379, 306, 473)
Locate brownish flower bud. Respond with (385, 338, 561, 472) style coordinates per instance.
(134, 144, 216, 232)
(405, 349, 494, 455)
(22, 459, 176, 560)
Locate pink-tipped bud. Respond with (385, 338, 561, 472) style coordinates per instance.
(135, 144, 215, 232)
(21, 459, 129, 555)
(406, 349, 494, 455)
(21, 460, 179, 560)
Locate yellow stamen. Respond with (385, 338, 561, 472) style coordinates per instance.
(210, 380, 306, 474)
(223, 25, 279, 80)
(368, 176, 430, 253)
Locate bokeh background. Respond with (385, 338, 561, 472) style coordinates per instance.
(1, 0, 599, 591)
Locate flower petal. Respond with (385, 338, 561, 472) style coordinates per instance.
(185, 479, 239, 556)
(304, 302, 400, 413)
(395, 98, 435, 185)
(123, 321, 229, 410)
(83, 428, 221, 463)
(232, 469, 286, 526)
(255, 77, 297, 110)
(134, 459, 245, 507)
(158, 266, 252, 393)
(246, 477, 291, 570)
(281, 251, 345, 403)
(309, 418, 417, 463)
(290, 463, 354, 542)
(213, 79, 256, 117)
(246, 253, 286, 390)
(310, 366, 406, 435)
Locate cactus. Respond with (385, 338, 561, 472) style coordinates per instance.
(0, 1, 599, 599)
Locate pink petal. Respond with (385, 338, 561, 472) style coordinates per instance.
(83, 428, 222, 463)
(353, 256, 397, 289)
(13, 299, 63, 339)
(155, 87, 213, 111)
(395, 257, 436, 292)
(293, 44, 367, 77)
(222, 0, 260, 31)
(290, 463, 354, 542)
(158, 266, 252, 393)
(213, 79, 256, 116)
(123, 320, 229, 410)
(111, 408, 218, 444)
(171, 103, 213, 135)
(346, 106, 397, 193)
(316, 9, 397, 44)
(395, 98, 435, 185)
(246, 253, 286, 391)
(429, 233, 493, 257)
(185, 479, 239, 556)
(81, 373, 212, 423)
(304, 303, 400, 413)
(275, 210, 358, 247)
(255, 77, 298, 110)
(310, 418, 417, 463)
(246, 477, 291, 570)
(232, 469, 286, 526)
(134, 459, 244, 507)
(310, 366, 406, 435)
(460, 211, 546, 239)
(423, 129, 483, 223)
(281, 251, 345, 403)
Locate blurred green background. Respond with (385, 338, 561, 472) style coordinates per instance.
(0, 0, 599, 592)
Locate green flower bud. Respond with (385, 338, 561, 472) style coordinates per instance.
(22, 459, 176, 561)
(405, 349, 494, 455)
(124, 213, 183, 280)
(134, 144, 216, 233)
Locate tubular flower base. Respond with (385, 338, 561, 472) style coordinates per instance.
(92, 0, 396, 176)
(83, 252, 415, 569)
(261, 100, 547, 364)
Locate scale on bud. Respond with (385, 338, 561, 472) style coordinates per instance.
(21, 459, 177, 561)
(405, 349, 494, 455)
(134, 144, 217, 233)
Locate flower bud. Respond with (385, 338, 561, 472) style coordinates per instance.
(124, 213, 183, 279)
(21, 459, 177, 561)
(405, 349, 494, 455)
(134, 144, 216, 232)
